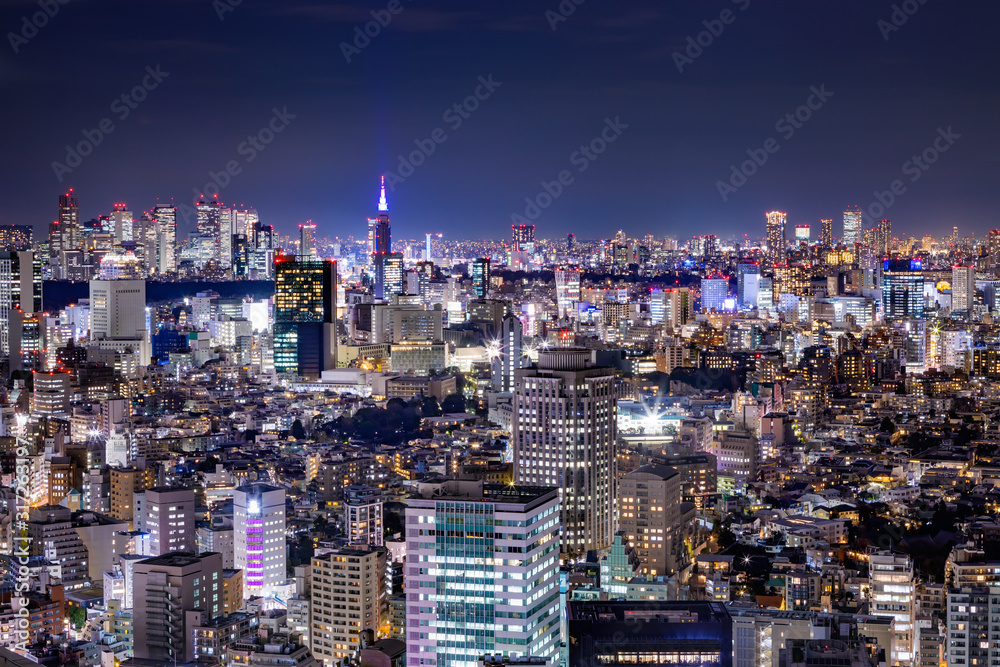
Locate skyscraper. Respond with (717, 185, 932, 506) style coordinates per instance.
(736, 262, 760, 309)
(151, 204, 177, 275)
(110, 203, 133, 243)
(882, 259, 924, 320)
(765, 211, 786, 265)
(842, 206, 863, 246)
(273, 254, 337, 379)
(370, 177, 393, 297)
(405, 479, 561, 666)
(819, 218, 833, 248)
(0, 251, 41, 357)
(299, 222, 317, 257)
(514, 348, 616, 554)
(471, 257, 490, 299)
(234, 483, 286, 599)
(512, 223, 535, 252)
(378, 252, 404, 299)
(555, 266, 582, 318)
(90, 276, 146, 340)
(877, 218, 892, 255)
(952, 264, 976, 313)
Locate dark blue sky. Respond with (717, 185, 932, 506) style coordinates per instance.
(2, 0, 998, 242)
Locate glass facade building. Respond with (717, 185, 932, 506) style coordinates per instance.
(273, 254, 337, 379)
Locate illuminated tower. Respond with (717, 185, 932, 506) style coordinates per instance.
(234, 483, 285, 600)
(765, 211, 787, 265)
(842, 206, 863, 246)
(370, 177, 393, 298)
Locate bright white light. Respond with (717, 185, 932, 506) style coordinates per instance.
(248, 499, 260, 515)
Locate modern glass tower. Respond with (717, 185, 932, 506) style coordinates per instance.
(471, 257, 490, 299)
(273, 254, 337, 379)
(405, 479, 561, 667)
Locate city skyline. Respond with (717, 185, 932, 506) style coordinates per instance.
(2, 1, 999, 240)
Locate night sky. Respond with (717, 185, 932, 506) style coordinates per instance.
(2, 0, 999, 242)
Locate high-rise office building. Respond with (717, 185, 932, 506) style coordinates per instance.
(869, 552, 915, 664)
(0, 251, 41, 356)
(952, 265, 976, 314)
(50, 190, 80, 277)
(819, 218, 833, 248)
(90, 277, 146, 339)
(471, 257, 490, 299)
(882, 259, 924, 320)
(619, 465, 683, 577)
(793, 224, 810, 242)
(877, 218, 892, 255)
(700, 275, 730, 312)
(299, 222, 317, 257)
(377, 252, 404, 299)
(273, 254, 337, 379)
(110, 203, 133, 243)
(514, 348, 616, 554)
(152, 204, 177, 275)
(555, 266, 582, 318)
(765, 211, 787, 265)
(842, 206, 863, 246)
(512, 223, 535, 252)
(736, 263, 760, 309)
(145, 486, 195, 556)
(405, 479, 561, 667)
(132, 551, 223, 662)
(234, 483, 286, 599)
